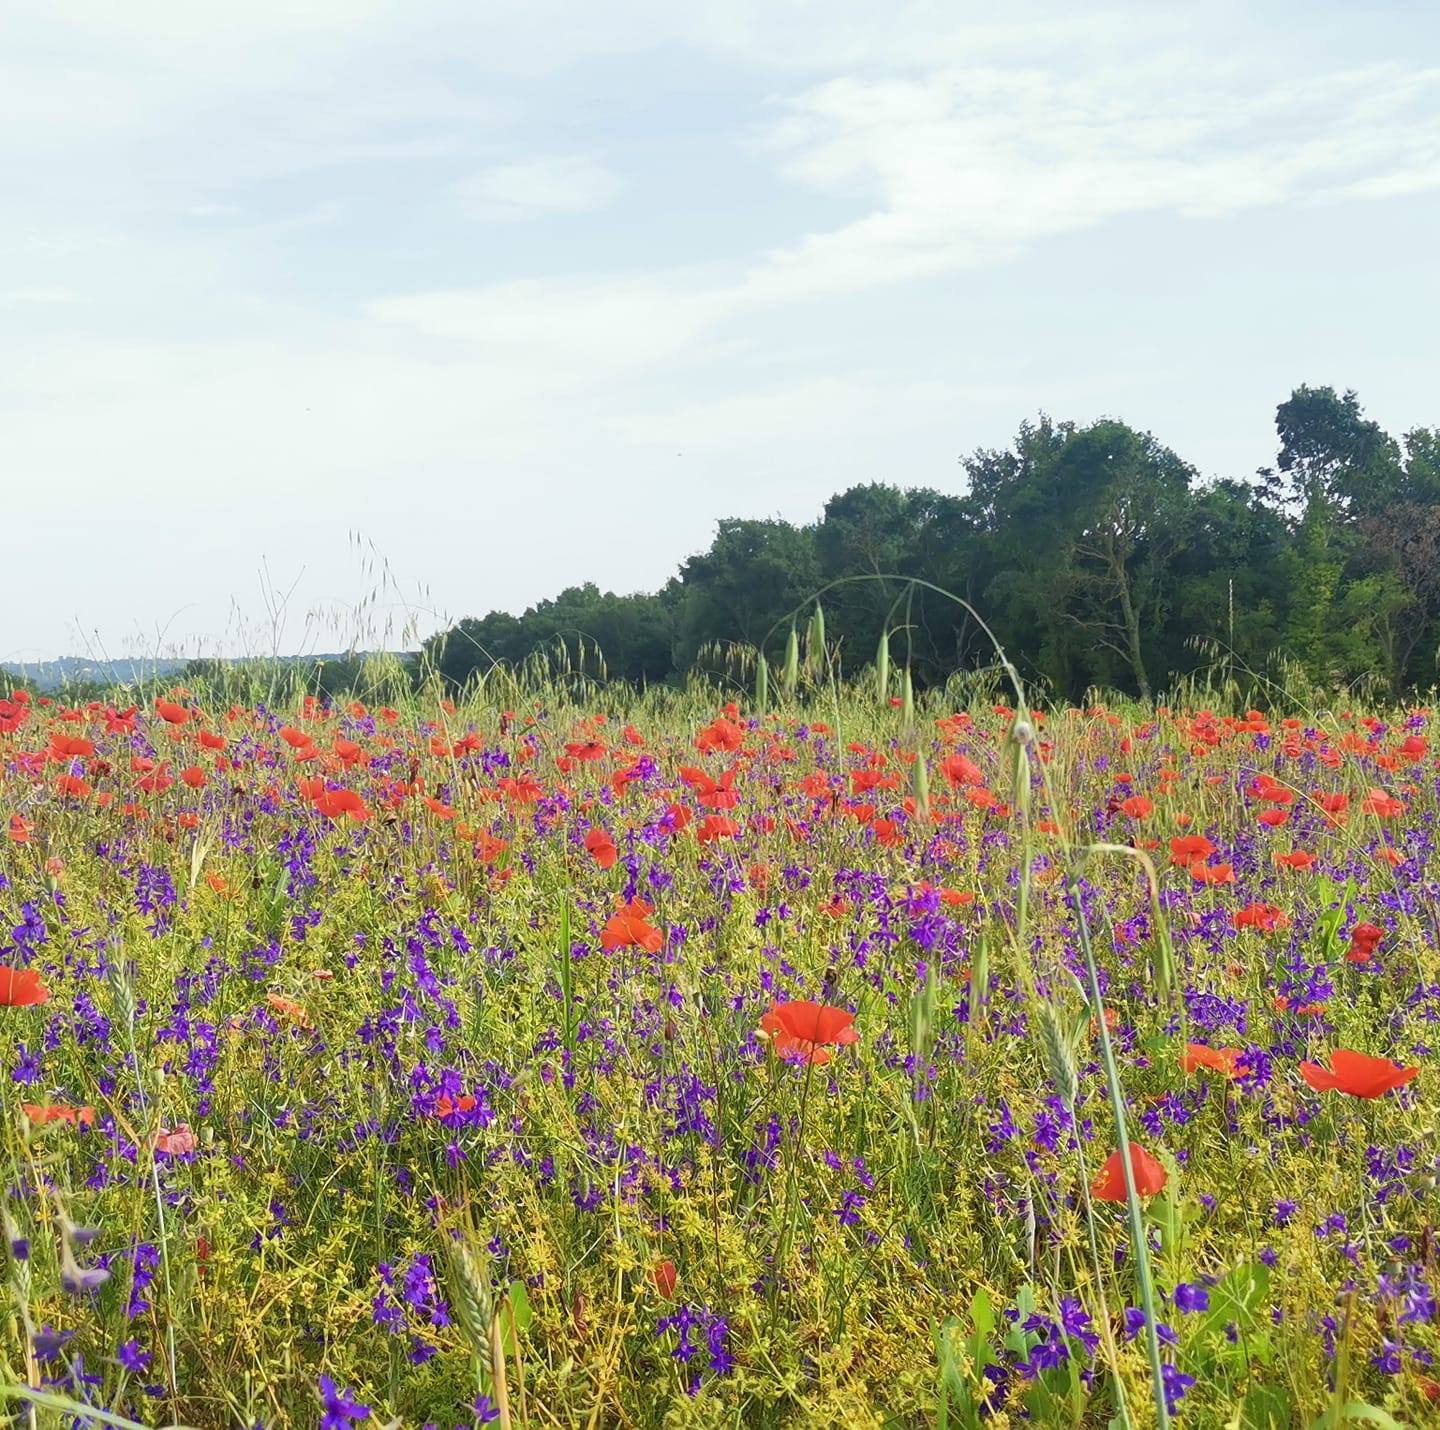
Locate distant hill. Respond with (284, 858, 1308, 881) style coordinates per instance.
(0, 653, 388, 692)
(0, 656, 190, 690)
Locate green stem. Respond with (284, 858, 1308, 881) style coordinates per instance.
(1069, 875, 1170, 1430)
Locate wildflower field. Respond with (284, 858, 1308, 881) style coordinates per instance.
(1, 671, 1438, 1428)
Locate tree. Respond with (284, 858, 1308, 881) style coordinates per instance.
(964, 418, 1192, 699)
(814, 484, 982, 680)
(674, 518, 820, 669)
(425, 585, 677, 687)
(1274, 385, 1403, 516)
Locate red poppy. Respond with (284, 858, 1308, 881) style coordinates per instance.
(1346, 922, 1384, 964)
(696, 814, 740, 844)
(938, 753, 985, 788)
(695, 718, 744, 754)
(22, 1103, 95, 1127)
(1119, 795, 1153, 819)
(1300, 1049, 1417, 1099)
(313, 789, 371, 822)
(0, 699, 30, 735)
(652, 1259, 678, 1298)
(564, 740, 608, 763)
(48, 733, 94, 759)
(1169, 834, 1215, 867)
(584, 827, 618, 869)
(473, 831, 509, 865)
(1091, 1141, 1167, 1201)
(1189, 860, 1235, 885)
(1180, 1043, 1246, 1079)
(1233, 902, 1288, 932)
(600, 899, 664, 953)
(0, 967, 50, 1007)
(758, 999, 859, 1065)
(1274, 850, 1316, 871)
(155, 699, 189, 725)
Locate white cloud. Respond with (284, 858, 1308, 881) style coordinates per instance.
(740, 61, 1440, 304)
(452, 155, 621, 220)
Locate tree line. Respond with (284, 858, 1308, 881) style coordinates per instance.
(427, 384, 1440, 702)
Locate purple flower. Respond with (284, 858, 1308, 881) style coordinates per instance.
(1174, 1283, 1209, 1314)
(318, 1374, 370, 1430)
(117, 1339, 151, 1373)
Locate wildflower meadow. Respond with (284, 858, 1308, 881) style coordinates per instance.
(1, 642, 1437, 1429)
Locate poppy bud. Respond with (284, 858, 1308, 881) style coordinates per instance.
(652, 1259, 678, 1298)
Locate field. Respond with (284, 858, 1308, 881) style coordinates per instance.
(1, 675, 1437, 1428)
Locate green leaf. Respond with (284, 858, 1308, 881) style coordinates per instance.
(509, 1279, 532, 1334)
(1309, 1401, 1406, 1430)
(969, 1287, 994, 1343)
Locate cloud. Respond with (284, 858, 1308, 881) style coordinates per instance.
(741, 61, 1440, 304)
(452, 155, 621, 220)
(367, 56, 1440, 386)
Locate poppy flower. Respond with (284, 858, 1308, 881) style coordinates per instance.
(1346, 922, 1384, 964)
(1361, 788, 1404, 818)
(154, 699, 189, 725)
(695, 718, 744, 754)
(1119, 795, 1153, 819)
(584, 827, 618, 869)
(1180, 1043, 1246, 1079)
(939, 753, 985, 788)
(1189, 860, 1235, 885)
(758, 999, 859, 1065)
(696, 814, 740, 844)
(564, 740, 607, 763)
(651, 1259, 678, 1298)
(473, 831, 509, 865)
(1300, 1049, 1418, 1099)
(0, 967, 49, 1007)
(23, 1103, 95, 1127)
(7, 814, 32, 844)
(1233, 902, 1288, 932)
(1273, 850, 1316, 871)
(1169, 834, 1215, 867)
(1091, 1141, 1168, 1201)
(266, 993, 310, 1027)
(313, 789, 370, 822)
(434, 1093, 477, 1119)
(600, 899, 664, 953)
(154, 1125, 198, 1156)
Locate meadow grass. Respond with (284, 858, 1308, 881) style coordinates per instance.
(0, 661, 1436, 1428)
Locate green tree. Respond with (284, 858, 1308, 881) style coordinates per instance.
(674, 518, 820, 669)
(965, 417, 1192, 699)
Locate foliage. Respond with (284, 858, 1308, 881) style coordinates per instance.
(423, 387, 1440, 701)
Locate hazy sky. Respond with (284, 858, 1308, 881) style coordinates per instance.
(4, 2, 1438, 663)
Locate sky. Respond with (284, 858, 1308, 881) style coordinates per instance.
(4, 1, 1439, 664)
